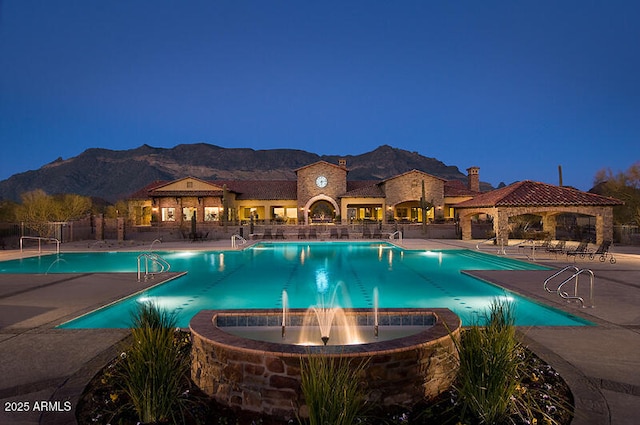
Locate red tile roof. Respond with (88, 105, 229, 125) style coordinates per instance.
(444, 180, 476, 197)
(343, 181, 385, 197)
(216, 180, 297, 200)
(454, 180, 623, 208)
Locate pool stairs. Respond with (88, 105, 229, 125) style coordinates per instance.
(137, 252, 171, 281)
(543, 265, 595, 308)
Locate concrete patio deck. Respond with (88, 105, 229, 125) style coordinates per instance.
(0, 238, 638, 424)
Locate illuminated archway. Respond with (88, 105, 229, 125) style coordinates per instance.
(303, 195, 340, 224)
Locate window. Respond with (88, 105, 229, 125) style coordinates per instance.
(161, 207, 175, 222)
(205, 207, 220, 221)
(186, 181, 193, 188)
(183, 207, 196, 221)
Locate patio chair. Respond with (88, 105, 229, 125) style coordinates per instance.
(545, 240, 566, 257)
(565, 241, 589, 261)
(373, 227, 382, 239)
(330, 228, 339, 238)
(262, 228, 273, 239)
(275, 228, 285, 239)
(297, 228, 306, 239)
(362, 227, 372, 239)
(339, 227, 350, 239)
(308, 227, 317, 239)
(589, 240, 616, 263)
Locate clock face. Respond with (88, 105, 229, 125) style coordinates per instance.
(315, 175, 328, 188)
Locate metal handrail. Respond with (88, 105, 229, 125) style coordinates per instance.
(388, 230, 403, 245)
(20, 236, 60, 255)
(137, 252, 171, 282)
(231, 234, 247, 249)
(476, 237, 509, 256)
(556, 268, 595, 308)
(543, 265, 580, 293)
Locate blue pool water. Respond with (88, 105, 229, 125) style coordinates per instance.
(1, 242, 591, 328)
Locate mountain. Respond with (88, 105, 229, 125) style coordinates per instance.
(0, 144, 478, 203)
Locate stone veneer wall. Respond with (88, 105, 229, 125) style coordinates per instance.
(190, 308, 461, 421)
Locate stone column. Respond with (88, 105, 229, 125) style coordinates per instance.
(95, 214, 104, 241)
(117, 217, 125, 241)
(494, 210, 510, 245)
(460, 216, 472, 240)
(542, 214, 557, 240)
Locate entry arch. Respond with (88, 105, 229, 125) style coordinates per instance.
(303, 194, 340, 225)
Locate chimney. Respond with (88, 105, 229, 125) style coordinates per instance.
(338, 158, 347, 169)
(467, 166, 480, 192)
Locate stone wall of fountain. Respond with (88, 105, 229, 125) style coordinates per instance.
(190, 308, 461, 420)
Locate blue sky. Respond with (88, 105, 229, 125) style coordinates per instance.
(1, 1, 638, 191)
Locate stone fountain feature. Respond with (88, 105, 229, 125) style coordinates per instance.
(190, 307, 461, 420)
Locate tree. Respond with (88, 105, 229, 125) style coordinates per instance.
(16, 190, 92, 237)
(593, 162, 640, 226)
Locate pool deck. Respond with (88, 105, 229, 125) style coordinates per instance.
(0, 238, 638, 424)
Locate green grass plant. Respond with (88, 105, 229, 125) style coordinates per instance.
(298, 353, 369, 425)
(115, 302, 191, 424)
(452, 299, 522, 424)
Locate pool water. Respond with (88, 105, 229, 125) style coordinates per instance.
(1, 242, 591, 328)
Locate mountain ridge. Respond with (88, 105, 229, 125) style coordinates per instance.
(0, 144, 482, 203)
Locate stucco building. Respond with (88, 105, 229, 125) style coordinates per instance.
(127, 160, 477, 229)
(127, 159, 621, 244)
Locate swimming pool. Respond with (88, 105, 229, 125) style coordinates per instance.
(1, 242, 591, 328)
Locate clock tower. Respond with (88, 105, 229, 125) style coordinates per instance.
(295, 160, 348, 224)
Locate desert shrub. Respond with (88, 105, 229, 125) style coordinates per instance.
(115, 302, 192, 424)
(298, 353, 369, 425)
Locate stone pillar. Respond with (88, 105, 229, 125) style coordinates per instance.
(595, 207, 614, 245)
(117, 217, 125, 241)
(542, 214, 557, 240)
(494, 211, 510, 245)
(460, 216, 472, 240)
(95, 214, 104, 241)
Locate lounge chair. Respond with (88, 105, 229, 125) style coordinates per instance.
(262, 228, 273, 239)
(275, 228, 285, 239)
(590, 240, 616, 263)
(373, 228, 382, 239)
(545, 240, 566, 257)
(297, 228, 307, 239)
(308, 228, 317, 239)
(565, 241, 589, 261)
(339, 228, 349, 239)
(362, 227, 372, 239)
(330, 228, 339, 239)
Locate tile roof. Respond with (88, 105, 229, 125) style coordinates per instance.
(444, 180, 476, 197)
(215, 180, 297, 200)
(343, 181, 385, 197)
(454, 180, 623, 208)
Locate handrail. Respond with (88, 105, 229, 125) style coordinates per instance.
(20, 236, 60, 255)
(388, 230, 403, 245)
(475, 237, 496, 250)
(544, 265, 580, 293)
(231, 234, 247, 249)
(137, 252, 171, 282)
(556, 268, 595, 308)
(476, 237, 508, 256)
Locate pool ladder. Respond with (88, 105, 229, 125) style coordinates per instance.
(389, 230, 403, 245)
(231, 234, 247, 249)
(543, 265, 595, 308)
(137, 252, 171, 282)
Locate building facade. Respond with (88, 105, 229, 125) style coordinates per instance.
(127, 160, 478, 229)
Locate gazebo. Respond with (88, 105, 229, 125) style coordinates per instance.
(454, 180, 623, 245)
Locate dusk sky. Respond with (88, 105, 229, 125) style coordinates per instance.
(1, 1, 639, 191)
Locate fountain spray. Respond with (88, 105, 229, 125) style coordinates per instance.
(373, 287, 379, 338)
(282, 290, 288, 339)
